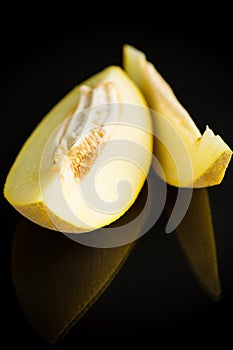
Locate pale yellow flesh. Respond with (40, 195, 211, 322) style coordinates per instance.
(4, 66, 153, 232)
(123, 44, 232, 188)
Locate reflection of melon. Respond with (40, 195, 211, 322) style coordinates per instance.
(123, 45, 232, 188)
(4, 67, 153, 232)
(166, 186, 221, 300)
(12, 219, 135, 343)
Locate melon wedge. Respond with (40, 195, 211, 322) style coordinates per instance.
(123, 44, 232, 188)
(4, 66, 153, 232)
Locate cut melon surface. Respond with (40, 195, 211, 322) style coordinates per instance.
(4, 66, 153, 232)
(123, 44, 232, 188)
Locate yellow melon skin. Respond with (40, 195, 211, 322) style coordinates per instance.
(4, 66, 153, 232)
(123, 44, 232, 188)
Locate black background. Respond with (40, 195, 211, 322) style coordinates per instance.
(1, 11, 233, 349)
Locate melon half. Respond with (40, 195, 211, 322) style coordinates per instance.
(4, 66, 153, 232)
(123, 45, 232, 188)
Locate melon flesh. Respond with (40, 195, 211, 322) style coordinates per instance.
(123, 44, 232, 188)
(4, 66, 153, 232)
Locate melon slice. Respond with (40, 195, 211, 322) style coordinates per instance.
(4, 66, 153, 232)
(123, 44, 232, 188)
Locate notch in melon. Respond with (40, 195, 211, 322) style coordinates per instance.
(123, 45, 232, 188)
(4, 66, 153, 232)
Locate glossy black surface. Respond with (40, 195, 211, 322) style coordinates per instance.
(1, 18, 233, 348)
